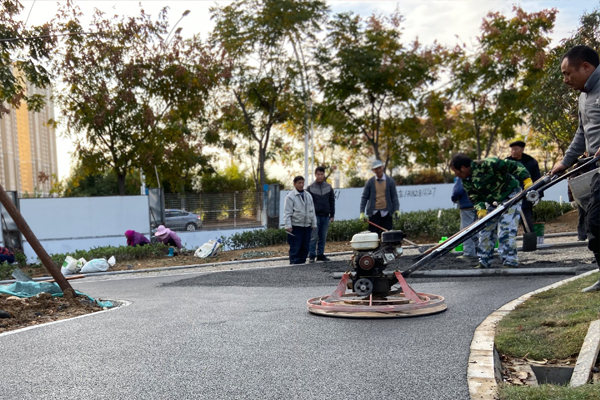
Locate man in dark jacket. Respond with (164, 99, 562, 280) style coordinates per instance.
(306, 166, 336, 263)
(359, 160, 400, 235)
(506, 140, 542, 232)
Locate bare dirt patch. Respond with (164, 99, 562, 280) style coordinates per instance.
(0, 292, 106, 334)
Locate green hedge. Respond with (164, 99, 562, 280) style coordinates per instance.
(221, 200, 572, 250)
(532, 200, 573, 222)
(10, 201, 573, 266)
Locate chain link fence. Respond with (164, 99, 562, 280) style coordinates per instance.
(163, 191, 265, 231)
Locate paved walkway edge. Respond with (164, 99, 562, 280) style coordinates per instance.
(467, 269, 598, 400)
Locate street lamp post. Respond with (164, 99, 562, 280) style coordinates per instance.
(165, 10, 190, 44)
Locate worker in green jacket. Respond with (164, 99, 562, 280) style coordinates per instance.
(450, 153, 532, 269)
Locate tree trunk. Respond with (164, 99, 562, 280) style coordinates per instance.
(117, 170, 126, 196)
(0, 183, 74, 294)
(258, 147, 267, 190)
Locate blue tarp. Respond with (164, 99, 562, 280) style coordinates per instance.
(0, 281, 113, 308)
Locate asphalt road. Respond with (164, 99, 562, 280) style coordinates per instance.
(0, 262, 577, 400)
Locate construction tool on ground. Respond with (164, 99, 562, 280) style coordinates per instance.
(519, 208, 537, 252)
(307, 228, 447, 318)
(308, 155, 599, 319)
(366, 219, 429, 253)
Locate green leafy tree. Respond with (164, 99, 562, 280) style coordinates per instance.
(197, 163, 254, 193)
(316, 10, 442, 173)
(54, 4, 222, 195)
(210, 0, 327, 191)
(447, 6, 557, 159)
(62, 163, 141, 197)
(529, 10, 600, 157)
(0, 0, 55, 114)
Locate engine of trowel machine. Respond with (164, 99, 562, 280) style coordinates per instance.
(348, 230, 405, 297)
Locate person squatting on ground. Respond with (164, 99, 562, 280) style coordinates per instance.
(450, 154, 532, 269)
(451, 177, 478, 258)
(506, 140, 542, 233)
(552, 45, 600, 292)
(359, 160, 400, 235)
(154, 225, 182, 256)
(124, 230, 150, 247)
(284, 176, 317, 265)
(306, 167, 335, 263)
(0, 246, 15, 264)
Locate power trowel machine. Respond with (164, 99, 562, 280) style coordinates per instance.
(307, 156, 600, 318)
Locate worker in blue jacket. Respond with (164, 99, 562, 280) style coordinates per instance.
(451, 177, 478, 258)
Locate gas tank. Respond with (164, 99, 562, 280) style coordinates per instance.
(350, 232, 380, 250)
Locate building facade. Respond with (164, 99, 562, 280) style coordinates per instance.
(0, 84, 58, 197)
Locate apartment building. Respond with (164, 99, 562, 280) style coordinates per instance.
(0, 84, 58, 196)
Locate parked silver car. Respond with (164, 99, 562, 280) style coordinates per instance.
(164, 209, 202, 231)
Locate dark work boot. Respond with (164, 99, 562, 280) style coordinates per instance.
(582, 254, 600, 293)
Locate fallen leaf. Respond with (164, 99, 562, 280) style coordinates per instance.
(517, 372, 529, 380)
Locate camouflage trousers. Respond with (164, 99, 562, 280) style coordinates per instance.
(478, 191, 522, 268)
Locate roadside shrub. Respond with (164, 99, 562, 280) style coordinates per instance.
(220, 209, 462, 250)
(394, 208, 460, 240)
(533, 200, 574, 223)
(327, 219, 369, 242)
(222, 228, 288, 250)
(0, 261, 15, 280)
(394, 170, 446, 185)
(346, 176, 367, 188)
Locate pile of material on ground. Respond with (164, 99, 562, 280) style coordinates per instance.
(0, 282, 112, 334)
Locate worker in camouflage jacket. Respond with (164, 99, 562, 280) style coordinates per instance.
(450, 153, 533, 269)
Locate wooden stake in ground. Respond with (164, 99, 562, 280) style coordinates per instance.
(0, 183, 74, 294)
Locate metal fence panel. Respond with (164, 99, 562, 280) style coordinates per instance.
(164, 191, 264, 231)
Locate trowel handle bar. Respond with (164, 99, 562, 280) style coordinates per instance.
(526, 155, 600, 203)
(402, 175, 551, 277)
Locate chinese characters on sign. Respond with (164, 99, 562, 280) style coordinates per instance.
(397, 187, 437, 198)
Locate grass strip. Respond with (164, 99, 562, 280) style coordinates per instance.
(498, 383, 600, 400)
(496, 272, 600, 360)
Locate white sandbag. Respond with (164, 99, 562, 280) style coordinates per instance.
(194, 239, 222, 259)
(80, 258, 110, 273)
(61, 256, 78, 275)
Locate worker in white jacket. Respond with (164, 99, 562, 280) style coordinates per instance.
(284, 176, 317, 264)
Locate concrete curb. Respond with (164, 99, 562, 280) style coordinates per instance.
(467, 270, 598, 400)
(571, 319, 600, 387)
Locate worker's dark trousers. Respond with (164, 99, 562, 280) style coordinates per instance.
(586, 173, 600, 266)
(288, 225, 312, 264)
(368, 211, 393, 236)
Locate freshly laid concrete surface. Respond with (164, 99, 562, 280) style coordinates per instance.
(0, 261, 576, 400)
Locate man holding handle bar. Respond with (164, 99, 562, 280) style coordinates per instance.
(552, 45, 600, 292)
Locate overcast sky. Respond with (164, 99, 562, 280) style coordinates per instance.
(16, 0, 600, 178)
